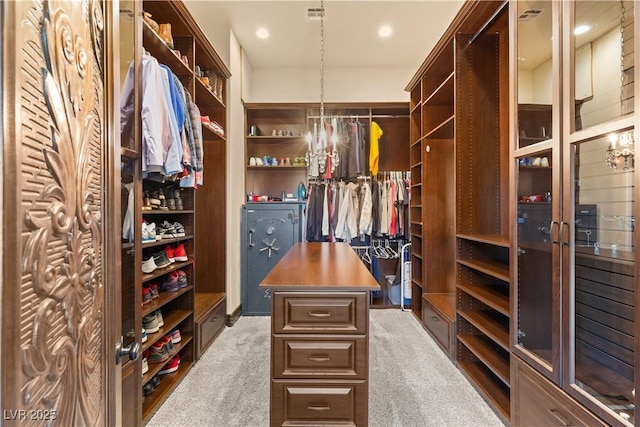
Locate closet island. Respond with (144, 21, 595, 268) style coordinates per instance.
(260, 243, 379, 426)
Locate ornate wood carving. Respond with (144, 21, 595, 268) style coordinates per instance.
(3, 0, 106, 425)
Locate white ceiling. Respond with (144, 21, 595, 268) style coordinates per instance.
(184, 1, 465, 71)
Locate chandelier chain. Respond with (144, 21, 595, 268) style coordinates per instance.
(620, 0, 625, 111)
(320, 0, 325, 120)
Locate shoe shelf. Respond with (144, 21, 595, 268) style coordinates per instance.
(195, 77, 225, 109)
(142, 310, 192, 353)
(456, 233, 509, 248)
(143, 209, 195, 215)
(143, 334, 193, 384)
(142, 21, 193, 78)
(458, 309, 509, 351)
(141, 235, 194, 250)
(142, 259, 193, 283)
(201, 123, 225, 141)
(456, 259, 509, 283)
(457, 283, 509, 316)
(247, 165, 307, 170)
(247, 135, 305, 141)
(457, 359, 510, 420)
(142, 285, 194, 317)
(142, 359, 194, 424)
(458, 334, 510, 386)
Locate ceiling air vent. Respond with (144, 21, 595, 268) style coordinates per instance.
(518, 8, 543, 22)
(306, 7, 325, 21)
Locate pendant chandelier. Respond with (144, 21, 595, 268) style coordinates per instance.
(305, 0, 338, 177)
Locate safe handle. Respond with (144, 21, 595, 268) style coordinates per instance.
(249, 228, 255, 247)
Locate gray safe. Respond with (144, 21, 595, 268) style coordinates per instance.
(241, 202, 305, 315)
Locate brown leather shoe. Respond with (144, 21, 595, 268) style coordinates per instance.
(158, 23, 174, 49)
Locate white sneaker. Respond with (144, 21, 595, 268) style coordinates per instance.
(142, 356, 149, 376)
(142, 255, 157, 274)
(249, 157, 257, 166)
(149, 222, 158, 242)
(540, 157, 549, 167)
(532, 157, 542, 167)
(142, 222, 152, 243)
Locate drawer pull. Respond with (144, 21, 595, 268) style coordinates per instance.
(210, 317, 218, 323)
(431, 316, 439, 322)
(308, 311, 331, 318)
(308, 354, 331, 362)
(548, 409, 570, 426)
(307, 403, 330, 411)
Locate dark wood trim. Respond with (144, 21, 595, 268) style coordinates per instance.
(226, 304, 242, 327)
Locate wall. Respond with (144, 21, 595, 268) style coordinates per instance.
(226, 30, 246, 314)
(249, 66, 412, 102)
(579, 27, 621, 128)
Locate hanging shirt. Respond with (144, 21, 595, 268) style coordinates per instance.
(359, 182, 373, 236)
(370, 121, 383, 176)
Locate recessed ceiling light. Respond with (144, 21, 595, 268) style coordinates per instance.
(378, 25, 392, 38)
(256, 27, 269, 39)
(574, 25, 590, 35)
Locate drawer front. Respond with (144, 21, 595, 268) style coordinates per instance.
(422, 298, 453, 355)
(513, 357, 607, 427)
(273, 335, 367, 379)
(196, 300, 226, 359)
(272, 380, 367, 426)
(273, 292, 367, 334)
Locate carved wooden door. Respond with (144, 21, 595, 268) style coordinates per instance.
(1, 1, 120, 425)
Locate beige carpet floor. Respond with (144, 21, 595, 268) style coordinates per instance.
(147, 309, 504, 427)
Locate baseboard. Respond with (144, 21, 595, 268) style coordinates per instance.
(226, 304, 241, 326)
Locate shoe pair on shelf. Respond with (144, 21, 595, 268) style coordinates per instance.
(142, 282, 159, 304)
(142, 310, 164, 334)
(158, 221, 186, 240)
(142, 251, 170, 274)
(142, 373, 160, 396)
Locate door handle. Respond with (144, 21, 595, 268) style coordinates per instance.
(550, 221, 559, 244)
(249, 229, 255, 247)
(560, 221, 570, 246)
(115, 337, 140, 364)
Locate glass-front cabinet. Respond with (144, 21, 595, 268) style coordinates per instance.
(513, 1, 637, 426)
(565, 1, 636, 425)
(513, 0, 562, 381)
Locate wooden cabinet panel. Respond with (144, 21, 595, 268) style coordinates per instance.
(195, 297, 226, 359)
(512, 357, 606, 427)
(273, 292, 367, 334)
(273, 335, 367, 379)
(271, 380, 367, 426)
(422, 296, 454, 358)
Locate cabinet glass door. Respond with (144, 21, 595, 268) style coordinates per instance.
(570, 130, 635, 424)
(516, 149, 557, 368)
(517, 0, 554, 148)
(572, 1, 635, 131)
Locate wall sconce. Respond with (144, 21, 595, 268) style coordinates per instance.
(606, 131, 634, 170)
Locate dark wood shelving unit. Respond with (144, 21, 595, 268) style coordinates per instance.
(407, 2, 511, 420)
(142, 285, 194, 318)
(458, 334, 510, 385)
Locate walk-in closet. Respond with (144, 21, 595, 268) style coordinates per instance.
(1, 0, 638, 426)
